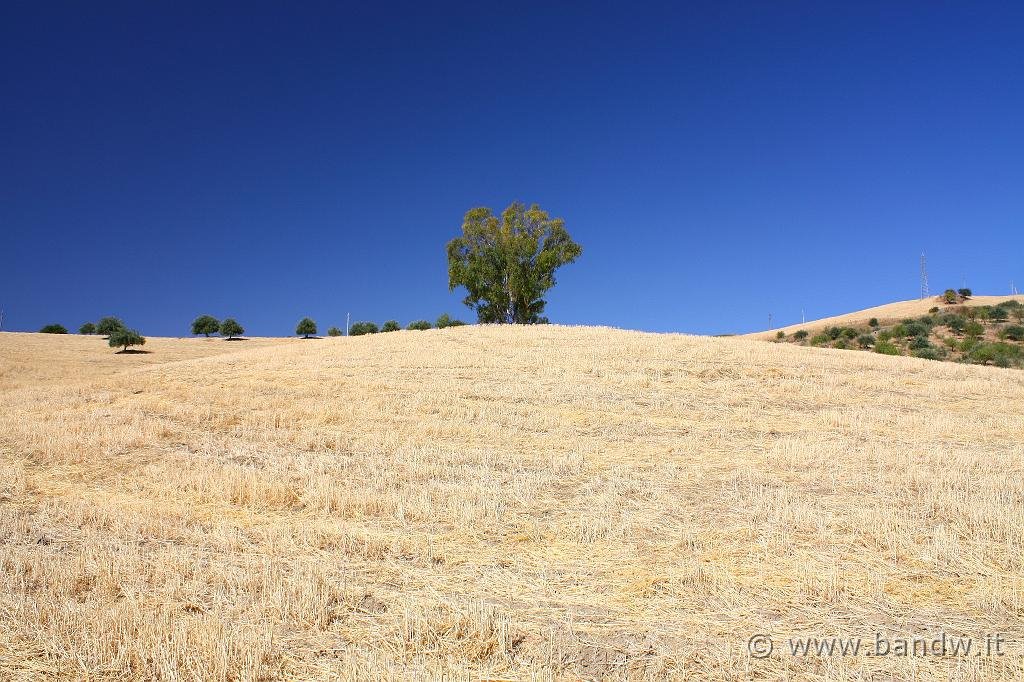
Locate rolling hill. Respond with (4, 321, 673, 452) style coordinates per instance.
(2, 327, 1023, 680)
(746, 294, 1024, 339)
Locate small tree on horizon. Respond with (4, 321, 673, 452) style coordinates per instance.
(39, 324, 68, 334)
(108, 328, 145, 352)
(943, 289, 959, 304)
(407, 320, 431, 331)
(191, 315, 221, 337)
(349, 321, 379, 336)
(381, 320, 400, 332)
(958, 288, 972, 299)
(327, 326, 343, 336)
(96, 317, 125, 337)
(220, 318, 244, 339)
(79, 322, 97, 335)
(296, 318, 317, 338)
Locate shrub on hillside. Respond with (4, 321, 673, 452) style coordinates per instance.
(407, 320, 431, 331)
(327, 327, 342, 336)
(96, 317, 125, 337)
(776, 331, 785, 340)
(989, 306, 1009, 323)
(39, 324, 68, 334)
(220, 318, 244, 339)
(909, 335, 932, 350)
(874, 341, 901, 356)
(793, 330, 808, 341)
(79, 322, 97, 335)
(914, 348, 943, 361)
(856, 334, 874, 349)
(296, 318, 317, 338)
(191, 315, 220, 337)
(868, 318, 879, 328)
(943, 289, 959, 304)
(1000, 325, 1024, 342)
(349, 321, 379, 336)
(381, 320, 400, 332)
(841, 327, 858, 339)
(809, 333, 830, 346)
(825, 327, 842, 340)
(108, 328, 145, 352)
(928, 306, 939, 314)
(964, 321, 984, 338)
(941, 315, 965, 333)
(833, 339, 848, 350)
(958, 288, 972, 299)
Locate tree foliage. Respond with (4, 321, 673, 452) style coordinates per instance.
(108, 328, 145, 352)
(220, 318, 244, 339)
(327, 326, 343, 337)
(296, 318, 317, 338)
(39, 323, 68, 334)
(407, 320, 431, 331)
(96, 317, 125, 337)
(79, 322, 97, 335)
(381, 320, 400, 332)
(191, 315, 220, 337)
(349, 321, 379, 336)
(447, 202, 582, 324)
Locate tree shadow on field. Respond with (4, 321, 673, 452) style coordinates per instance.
(300, 336, 322, 340)
(224, 337, 249, 341)
(115, 349, 151, 354)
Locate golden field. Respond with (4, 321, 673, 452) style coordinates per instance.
(2, 326, 1024, 680)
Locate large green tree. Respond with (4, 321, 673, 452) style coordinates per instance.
(447, 202, 582, 324)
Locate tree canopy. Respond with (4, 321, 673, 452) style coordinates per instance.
(79, 322, 97, 335)
(96, 317, 125, 337)
(296, 318, 317, 338)
(191, 315, 220, 337)
(109, 328, 145, 352)
(349, 321, 379, 336)
(39, 323, 68, 334)
(381, 320, 400, 332)
(220, 318, 244, 339)
(447, 202, 581, 324)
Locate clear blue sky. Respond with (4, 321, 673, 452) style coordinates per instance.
(2, 1, 1022, 336)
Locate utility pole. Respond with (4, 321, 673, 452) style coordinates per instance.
(920, 253, 929, 300)
(767, 312, 773, 330)
(345, 312, 350, 336)
(801, 308, 805, 324)
(1013, 280, 1019, 295)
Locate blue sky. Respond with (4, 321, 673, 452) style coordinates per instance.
(2, 1, 1022, 336)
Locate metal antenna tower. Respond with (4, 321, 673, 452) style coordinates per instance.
(920, 253, 929, 300)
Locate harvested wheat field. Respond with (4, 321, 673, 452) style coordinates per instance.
(2, 326, 1024, 680)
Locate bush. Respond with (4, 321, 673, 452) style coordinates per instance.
(349, 321, 379, 336)
(191, 315, 220, 337)
(958, 288, 972, 299)
(381, 320, 400, 332)
(436, 313, 453, 329)
(220, 318, 244, 339)
(108, 328, 145, 352)
(793, 330, 808, 341)
(1000, 325, 1024, 342)
(942, 289, 959, 304)
(989, 306, 1009, 323)
(296, 318, 317, 338)
(914, 348, 942, 361)
(776, 331, 785, 340)
(877, 330, 893, 342)
(909, 335, 932, 350)
(96, 317, 125, 337)
(967, 342, 1020, 367)
(809, 333, 830, 346)
(868, 318, 879, 328)
(39, 324, 68, 334)
(79, 322, 97, 335)
(941, 315, 965, 333)
(327, 326, 342, 336)
(833, 339, 848, 350)
(928, 306, 939, 314)
(840, 327, 857, 339)
(874, 341, 901, 356)
(407, 320, 431, 331)
(964, 321, 984, 338)
(857, 334, 874, 349)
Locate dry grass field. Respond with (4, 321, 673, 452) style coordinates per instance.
(2, 326, 1024, 680)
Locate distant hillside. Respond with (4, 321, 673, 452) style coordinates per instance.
(753, 294, 1024, 368)
(747, 294, 1024, 339)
